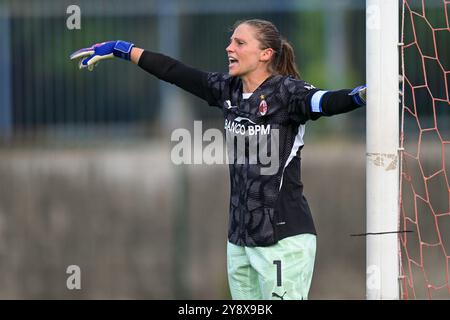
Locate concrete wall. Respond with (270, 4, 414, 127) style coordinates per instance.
(0, 141, 369, 299)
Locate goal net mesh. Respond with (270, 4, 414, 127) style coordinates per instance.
(399, 0, 450, 299)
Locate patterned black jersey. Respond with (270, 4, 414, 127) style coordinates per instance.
(204, 73, 323, 246)
(138, 51, 363, 247)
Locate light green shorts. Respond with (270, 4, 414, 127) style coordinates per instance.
(227, 233, 316, 300)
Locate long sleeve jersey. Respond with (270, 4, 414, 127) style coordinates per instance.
(138, 51, 363, 247)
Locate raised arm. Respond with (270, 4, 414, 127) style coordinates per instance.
(70, 40, 212, 102)
(134, 50, 210, 101)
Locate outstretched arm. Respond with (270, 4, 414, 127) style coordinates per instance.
(309, 85, 366, 116)
(135, 50, 210, 101)
(70, 41, 212, 102)
(288, 81, 366, 123)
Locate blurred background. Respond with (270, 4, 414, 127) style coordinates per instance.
(0, 0, 446, 299)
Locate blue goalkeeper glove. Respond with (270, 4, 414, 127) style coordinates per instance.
(349, 85, 366, 106)
(69, 40, 134, 71)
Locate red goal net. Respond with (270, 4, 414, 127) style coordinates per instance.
(399, 0, 450, 299)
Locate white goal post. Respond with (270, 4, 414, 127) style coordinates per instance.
(366, 0, 400, 299)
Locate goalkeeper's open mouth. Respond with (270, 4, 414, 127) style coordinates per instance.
(228, 56, 239, 69)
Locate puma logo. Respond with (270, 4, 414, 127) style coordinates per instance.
(272, 291, 287, 300)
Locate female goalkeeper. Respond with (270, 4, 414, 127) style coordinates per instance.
(70, 19, 366, 300)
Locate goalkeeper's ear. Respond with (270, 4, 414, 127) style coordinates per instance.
(349, 85, 366, 106)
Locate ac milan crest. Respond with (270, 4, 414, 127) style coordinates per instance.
(259, 95, 268, 115)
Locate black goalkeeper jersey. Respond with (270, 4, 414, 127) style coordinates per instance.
(138, 51, 363, 247)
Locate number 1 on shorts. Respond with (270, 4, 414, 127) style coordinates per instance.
(273, 260, 282, 286)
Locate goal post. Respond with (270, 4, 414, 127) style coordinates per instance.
(366, 0, 400, 299)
